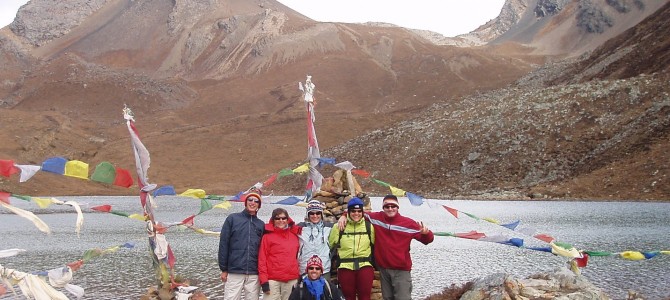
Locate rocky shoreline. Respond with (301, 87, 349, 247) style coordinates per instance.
(425, 267, 648, 300)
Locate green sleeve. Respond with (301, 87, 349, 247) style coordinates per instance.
(328, 225, 339, 248)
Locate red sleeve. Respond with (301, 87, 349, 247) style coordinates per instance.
(258, 235, 270, 284)
(414, 230, 435, 245)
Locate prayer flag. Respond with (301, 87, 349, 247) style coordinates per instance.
(263, 173, 278, 187)
(113, 167, 133, 188)
(180, 189, 206, 199)
(153, 185, 176, 197)
(15, 164, 41, 182)
(64, 160, 90, 180)
(0, 160, 18, 177)
(0, 191, 10, 204)
(91, 162, 116, 184)
(443, 205, 459, 218)
(214, 201, 232, 210)
(276, 196, 301, 205)
(389, 186, 406, 197)
(198, 199, 213, 214)
(406, 192, 424, 206)
(42, 157, 67, 175)
(501, 220, 520, 230)
(351, 169, 370, 178)
(292, 163, 309, 174)
(91, 205, 112, 212)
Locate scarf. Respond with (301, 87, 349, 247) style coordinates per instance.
(306, 221, 325, 242)
(303, 276, 326, 299)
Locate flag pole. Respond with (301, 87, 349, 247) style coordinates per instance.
(299, 76, 323, 201)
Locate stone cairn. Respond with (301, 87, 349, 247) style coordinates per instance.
(311, 169, 382, 300)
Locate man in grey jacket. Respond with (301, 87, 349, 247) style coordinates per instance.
(218, 191, 265, 300)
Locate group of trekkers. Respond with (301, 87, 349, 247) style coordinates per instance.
(218, 191, 435, 300)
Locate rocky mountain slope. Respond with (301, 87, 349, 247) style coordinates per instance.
(428, 0, 667, 56)
(324, 1, 670, 201)
(0, 0, 668, 200)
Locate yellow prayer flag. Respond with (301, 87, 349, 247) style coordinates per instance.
(660, 251, 670, 255)
(194, 228, 221, 236)
(549, 242, 581, 258)
(180, 189, 207, 199)
(620, 251, 646, 260)
(128, 214, 147, 221)
(213, 201, 232, 210)
(389, 186, 406, 197)
(103, 246, 121, 254)
(33, 197, 54, 209)
(483, 217, 500, 224)
(64, 160, 90, 180)
(292, 163, 309, 174)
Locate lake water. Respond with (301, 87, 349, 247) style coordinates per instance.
(1, 196, 669, 299)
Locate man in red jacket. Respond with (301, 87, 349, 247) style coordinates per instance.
(338, 195, 434, 300)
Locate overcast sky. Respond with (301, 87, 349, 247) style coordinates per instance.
(1, 0, 505, 37)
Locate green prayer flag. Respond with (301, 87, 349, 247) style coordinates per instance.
(110, 211, 130, 217)
(11, 194, 31, 201)
(199, 199, 213, 214)
(584, 250, 612, 256)
(278, 168, 294, 178)
(372, 179, 391, 187)
(91, 161, 116, 184)
(554, 241, 574, 250)
(463, 212, 480, 220)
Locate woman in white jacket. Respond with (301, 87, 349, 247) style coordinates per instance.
(297, 200, 334, 280)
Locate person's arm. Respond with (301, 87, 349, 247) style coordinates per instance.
(328, 225, 340, 248)
(218, 218, 232, 273)
(258, 235, 271, 294)
(337, 214, 347, 231)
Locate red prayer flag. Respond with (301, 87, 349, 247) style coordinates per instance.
(154, 223, 168, 234)
(455, 231, 486, 240)
(167, 245, 176, 268)
(351, 169, 371, 178)
(113, 167, 134, 188)
(67, 260, 84, 271)
(0, 160, 19, 178)
(181, 215, 195, 227)
(443, 205, 459, 218)
(0, 191, 10, 204)
(91, 205, 112, 212)
(534, 234, 555, 243)
(263, 173, 278, 187)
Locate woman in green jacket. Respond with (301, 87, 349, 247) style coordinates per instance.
(328, 197, 375, 300)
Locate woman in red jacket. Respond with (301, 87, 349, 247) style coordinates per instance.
(259, 208, 302, 300)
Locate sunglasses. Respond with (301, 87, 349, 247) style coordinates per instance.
(274, 216, 288, 220)
(247, 198, 260, 203)
(308, 211, 322, 216)
(308, 266, 321, 271)
(349, 209, 363, 213)
(383, 205, 398, 210)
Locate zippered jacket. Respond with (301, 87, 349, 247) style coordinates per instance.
(258, 216, 302, 285)
(328, 216, 375, 270)
(218, 209, 265, 274)
(366, 211, 434, 271)
(297, 221, 334, 274)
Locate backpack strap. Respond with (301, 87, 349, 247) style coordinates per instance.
(335, 220, 375, 269)
(325, 280, 332, 297)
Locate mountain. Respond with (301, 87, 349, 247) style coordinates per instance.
(428, 0, 666, 56)
(0, 0, 668, 200)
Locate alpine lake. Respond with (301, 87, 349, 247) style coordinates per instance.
(1, 196, 668, 299)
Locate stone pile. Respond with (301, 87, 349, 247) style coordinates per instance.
(311, 169, 371, 222)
